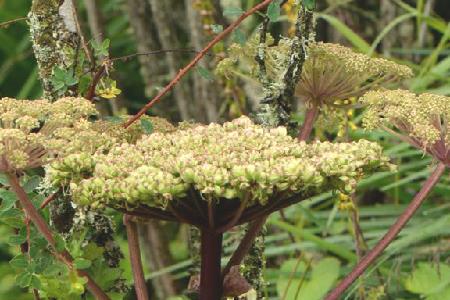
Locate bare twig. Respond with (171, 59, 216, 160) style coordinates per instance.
(123, 0, 277, 128)
(6, 170, 110, 300)
(71, 0, 95, 66)
(40, 192, 59, 209)
(124, 215, 149, 300)
(85, 65, 106, 100)
(0, 17, 27, 29)
(325, 162, 447, 300)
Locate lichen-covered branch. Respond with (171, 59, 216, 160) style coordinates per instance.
(29, 0, 80, 100)
(255, 5, 315, 127)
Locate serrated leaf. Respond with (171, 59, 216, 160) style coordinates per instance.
(211, 24, 223, 33)
(30, 275, 42, 290)
(22, 176, 41, 193)
(405, 263, 450, 296)
(232, 29, 246, 45)
(223, 7, 244, 17)
(16, 272, 32, 288)
(9, 233, 26, 246)
(140, 119, 154, 134)
(267, 0, 282, 22)
(0, 208, 24, 227)
(0, 188, 17, 211)
(196, 66, 214, 81)
(73, 258, 92, 270)
(10, 254, 29, 269)
(44, 263, 67, 277)
(0, 172, 9, 186)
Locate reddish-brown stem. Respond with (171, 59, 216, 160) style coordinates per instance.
(124, 215, 149, 300)
(297, 105, 319, 141)
(40, 192, 58, 209)
(6, 171, 110, 300)
(85, 65, 106, 101)
(200, 229, 223, 300)
(222, 216, 267, 278)
(325, 162, 446, 300)
(123, 0, 276, 128)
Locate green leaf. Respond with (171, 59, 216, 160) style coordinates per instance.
(16, 271, 32, 288)
(304, 0, 316, 10)
(55, 234, 66, 252)
(0, 172, 10, 186)
(30, 275, 42, 290)
(78, 74, 92, 95)
(210, 24, 223, 33)
(196, 66, 214, 81)
(267, 0, 282, 22)
(277, 257, 340, 300)
(22, 176, 41, 193)
(8, 233, 26, 246)
(404, 262, 450, 297)
(0, 188, 17, 211)
(10, 254, 29, 269)
(92, 39, 110, 57)
(0, 208, 24, 227)
(223, 7, 244, 17)
(73, 258, 92, 270)
(140, 119, 154, 134)
(232, 29, 246, 45)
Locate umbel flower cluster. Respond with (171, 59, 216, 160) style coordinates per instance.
(48, 117, 392, 222)
(362, 89, 450, 163)
(0, 97, 99, 170)
(295, 42, 413, 108)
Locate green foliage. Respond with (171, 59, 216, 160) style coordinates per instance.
(404, 263, 450, 300)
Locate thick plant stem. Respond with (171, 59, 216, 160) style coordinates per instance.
(200, 229, 223, 300)
(222, 217, 266, 278)
(325, 162, 446, 300)
(6, 171, 110, 300)
(124, 215, 149, 300)
(298, 106, 318, 141)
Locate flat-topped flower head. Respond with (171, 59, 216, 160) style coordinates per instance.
(48, 116, 392, 229)
(362, 89, 450, 164)
(296, 42, 413, 108)
(0, 97, 103, 171)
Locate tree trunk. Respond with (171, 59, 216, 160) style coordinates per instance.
(147, 0, 191, 120)
(29, 0, 80, 100)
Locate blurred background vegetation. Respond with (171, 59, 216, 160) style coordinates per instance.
(0, 0, 449, 299)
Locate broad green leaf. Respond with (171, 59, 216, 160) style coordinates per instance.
(22, 175, 41, 193)
(277, 257, 340, 300)
(0, 208, 24, 227)
(0, 188, 17, 211)
(267, 0, 282, 22)
(232, 29, 246, 46)
(304, 0, 316, 10)
(16, 271, 32, 288)
(404, 263, 450, 297)
(10, 254, 29, 269)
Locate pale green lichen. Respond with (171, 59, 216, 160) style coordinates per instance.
(29, 0, 80, 100)
(48, 116, 392, 209)
(295, 42, 413, 108)
(361, 89, 450, 152)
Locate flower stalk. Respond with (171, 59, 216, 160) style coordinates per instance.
(325, 162, 447, 300)
(124, 215, 149, 300)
